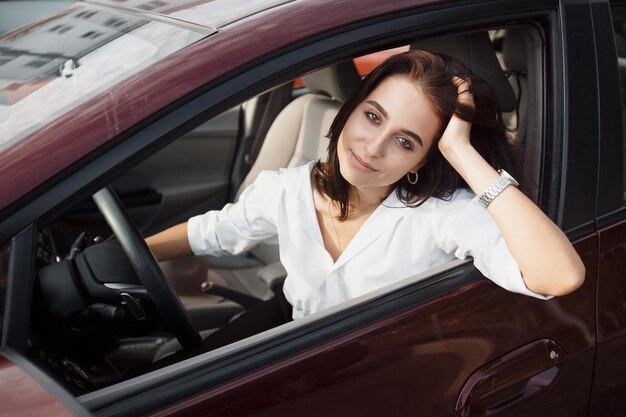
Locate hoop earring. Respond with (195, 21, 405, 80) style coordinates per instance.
(407, 171, 418, 185)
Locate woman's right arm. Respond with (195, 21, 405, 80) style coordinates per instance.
(147, 170, 282, 262)
(146, 222, 193, 262)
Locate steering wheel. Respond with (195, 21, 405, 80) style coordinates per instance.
(92, 187, 202, 350)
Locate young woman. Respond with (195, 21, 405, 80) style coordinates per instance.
(146, 51, 585, 349)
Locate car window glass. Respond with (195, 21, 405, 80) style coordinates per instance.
(611, 8, 626, 203)
(0, 244, 9, 344)
(0, 3, 209, 152)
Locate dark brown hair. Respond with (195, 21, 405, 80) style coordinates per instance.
(314, 50, 520, 220)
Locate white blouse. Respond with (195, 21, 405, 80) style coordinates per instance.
(188, 161, 549, 319)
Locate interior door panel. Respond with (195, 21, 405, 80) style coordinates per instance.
(123, 106, 241, 236)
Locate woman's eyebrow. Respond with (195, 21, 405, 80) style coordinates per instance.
(401, 129, 424, 147)
(366, 100, 388, 118)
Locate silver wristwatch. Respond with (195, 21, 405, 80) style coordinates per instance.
(478, 169, 519, 208)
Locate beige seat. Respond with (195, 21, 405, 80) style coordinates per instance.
(164, 60, 362, 311)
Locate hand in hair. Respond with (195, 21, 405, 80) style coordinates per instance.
(438, 77, 474, 156)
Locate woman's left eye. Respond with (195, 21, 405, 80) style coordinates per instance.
(365, 111, 380, 124)
(396, 136, 413, 150)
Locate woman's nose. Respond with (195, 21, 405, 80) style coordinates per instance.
(364, 132, 386, 158)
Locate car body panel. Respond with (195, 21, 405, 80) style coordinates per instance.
(590, 219, 626, 417)
(89, 0, 295, 29)
(587, 2, 626, 414)
(0, 354, 74, 417)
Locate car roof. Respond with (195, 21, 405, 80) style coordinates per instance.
(0, 0, 441, 216)
(86, 0, 295, 30)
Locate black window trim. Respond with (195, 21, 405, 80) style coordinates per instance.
(555, 0, 601, 238)
(596, 2, 626, 227)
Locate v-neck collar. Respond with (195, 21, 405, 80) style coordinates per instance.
(292, 162, 411, 272)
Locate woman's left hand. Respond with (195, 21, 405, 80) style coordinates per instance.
(438, 77, 474, 156)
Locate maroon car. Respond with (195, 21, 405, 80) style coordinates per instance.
(0, 0, 625, 416)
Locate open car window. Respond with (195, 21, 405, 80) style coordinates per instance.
(18, 21, 546, 400)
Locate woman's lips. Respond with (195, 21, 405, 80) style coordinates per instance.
(350, 151, 378, 172)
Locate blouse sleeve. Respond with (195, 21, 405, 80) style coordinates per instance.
(431, 190, 552, 300)
(186, 170, 282, 257)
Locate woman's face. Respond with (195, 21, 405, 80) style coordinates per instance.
(337, 75, 441, 195)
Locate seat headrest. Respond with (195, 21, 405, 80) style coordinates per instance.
(302, 60, 362, 102)
(411, 32, 517, 112)
(502, 29, 527, 72)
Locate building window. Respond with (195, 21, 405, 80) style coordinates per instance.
(138, 1, 167, 11)
(75, 10, 97, 19)
(48, 24, 72, 34)
(105, 18, 126, 28)
(81, 31, 102, 39)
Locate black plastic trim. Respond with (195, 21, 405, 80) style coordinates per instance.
(1, 225, 36, 352)
(543, 9, 563, 219)
(557, 0, 600, 230)
(596, 205, 626, 227)
(595, 2, 626, 223)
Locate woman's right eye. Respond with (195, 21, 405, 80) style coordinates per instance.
(365, 111, 380, 125)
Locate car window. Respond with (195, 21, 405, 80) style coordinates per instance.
(0, 3, 209, 152)
(611, 8, 626, 203)
(0, 244, 9, 344)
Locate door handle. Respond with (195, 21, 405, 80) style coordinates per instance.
(455, 338, 566, 417)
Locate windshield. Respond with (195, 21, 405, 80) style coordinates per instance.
(0, 3, 211, 151)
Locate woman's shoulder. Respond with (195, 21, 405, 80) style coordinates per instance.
(277, 161, 316, 178)
(254, 161, 314, 187)
(248, 162, 316, 204)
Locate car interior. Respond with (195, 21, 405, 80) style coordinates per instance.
(24, 24, 543, 395)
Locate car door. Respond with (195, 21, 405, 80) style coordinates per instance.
(588, 1, 626, 416)
(71, 1, 598, 416)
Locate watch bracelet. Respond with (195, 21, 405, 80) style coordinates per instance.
(478, 176, 513, 208)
